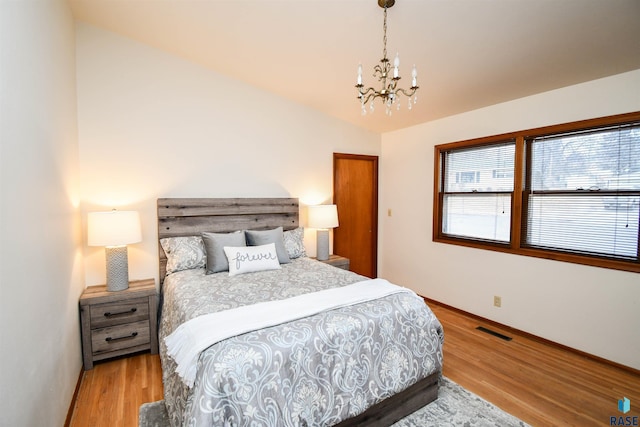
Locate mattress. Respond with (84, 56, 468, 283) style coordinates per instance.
(159, 257, 444, 426)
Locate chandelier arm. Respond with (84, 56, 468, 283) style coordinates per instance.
(395, 87, 419, 98)
(362, 93, 376, 105)
(358, 87, 376, 96)
(357, 89, 380, 105)
(357, 86, 378, 99)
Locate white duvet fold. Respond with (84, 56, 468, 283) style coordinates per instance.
(164, 278, 413, 387)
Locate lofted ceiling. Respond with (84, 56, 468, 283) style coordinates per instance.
(68, 0, 640, 134)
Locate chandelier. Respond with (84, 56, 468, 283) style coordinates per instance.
(356, 0, 418, 116)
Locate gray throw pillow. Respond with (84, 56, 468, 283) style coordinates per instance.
(244, 227, 291, 264)
(202, 231, 246, 274)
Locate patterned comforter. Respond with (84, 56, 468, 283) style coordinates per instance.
(159, 257, 444, 427)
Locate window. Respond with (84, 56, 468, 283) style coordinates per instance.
(433, 112, 640, 273)
(441, 142, 515, 243)
(524, 125, 640, 259)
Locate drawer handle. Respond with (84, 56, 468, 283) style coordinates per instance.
(105, 332, 138, 343)
(104, 308, 137, 318)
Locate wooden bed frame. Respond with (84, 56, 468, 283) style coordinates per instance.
(156, 197, 440, 426)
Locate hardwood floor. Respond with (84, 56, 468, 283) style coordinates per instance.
(68, 301, 640, 426)
(68, 352, 163, 427)
(429, 300, 640, 427)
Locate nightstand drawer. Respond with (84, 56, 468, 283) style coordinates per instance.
(91, 320, 150, 355)
(90, 297, 150, 329)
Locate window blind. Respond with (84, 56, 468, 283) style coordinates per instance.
(441, 142, 515, 243)
(525, 123, 640, 259)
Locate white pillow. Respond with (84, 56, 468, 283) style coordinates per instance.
(224, 243, 281, 276)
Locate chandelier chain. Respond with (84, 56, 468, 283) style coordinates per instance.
(382, 6, 388, 63)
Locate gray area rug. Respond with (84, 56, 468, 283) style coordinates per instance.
(139, 377, 529, 426)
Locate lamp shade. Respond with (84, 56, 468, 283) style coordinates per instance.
(308, 204, 339, 229)
(88, 210, 142, 247)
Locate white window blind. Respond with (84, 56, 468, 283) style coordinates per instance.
(525, 123, 640, 260)
(441, 142, 515, 243)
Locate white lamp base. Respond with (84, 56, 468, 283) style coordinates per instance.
(105, 246, 130, 292)
(316, 229, 330, 261)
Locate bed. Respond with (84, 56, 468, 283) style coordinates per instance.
(157, 198, 444, 426)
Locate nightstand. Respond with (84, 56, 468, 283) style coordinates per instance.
(315, 254, 350, 271)
(79, 278, 158, 370)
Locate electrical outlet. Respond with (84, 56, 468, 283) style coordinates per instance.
(494, 296, 502, 308)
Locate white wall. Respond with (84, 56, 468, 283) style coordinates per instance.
(0, 1, 83, 426)
(379, 70, 640, 370)
(75, 23, 380, 286)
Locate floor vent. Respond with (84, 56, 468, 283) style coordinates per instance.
(476, 326, 512, 341)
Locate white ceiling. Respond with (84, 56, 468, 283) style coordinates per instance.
(68, 0, 640, 134)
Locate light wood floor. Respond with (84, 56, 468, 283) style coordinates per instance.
(68, 351, 163, 427)
(429, 301, 639, 427)
(68, 301, 640, 427)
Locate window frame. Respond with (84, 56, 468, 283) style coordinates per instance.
(433, 111, 640, 274)
(439, 139, 516, 245)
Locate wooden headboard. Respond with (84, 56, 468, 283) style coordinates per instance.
(157, 198, 299, 285)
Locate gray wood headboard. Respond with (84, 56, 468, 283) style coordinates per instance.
(157, 198, 299, 284)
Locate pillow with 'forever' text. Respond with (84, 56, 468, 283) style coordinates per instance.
(223, 243, 281, 276)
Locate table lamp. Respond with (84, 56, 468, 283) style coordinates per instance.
(308, 204, 339, 261)
(88, 210, 142, 291)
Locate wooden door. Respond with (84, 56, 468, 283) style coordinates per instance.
(333, 153, 378, 278)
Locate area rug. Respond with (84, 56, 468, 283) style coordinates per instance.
(139, 377, 529, 426)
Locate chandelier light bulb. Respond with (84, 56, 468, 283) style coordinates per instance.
(411, 64, 418, 87)
(393, 53, 400, 78)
